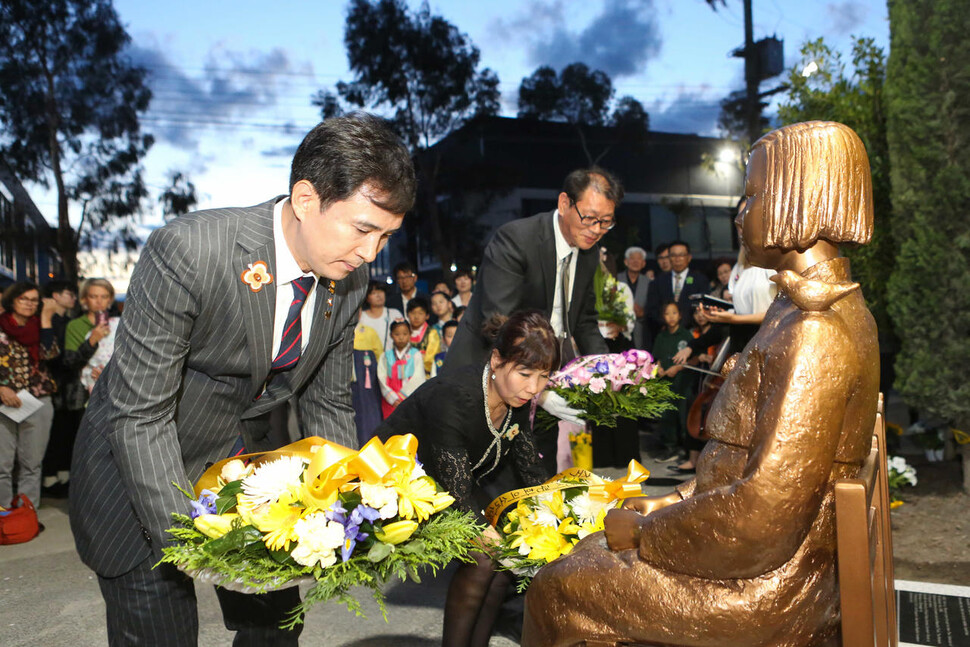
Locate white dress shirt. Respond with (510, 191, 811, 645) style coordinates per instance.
(271, 198, 318, 359)
(550, 209, 578, 338)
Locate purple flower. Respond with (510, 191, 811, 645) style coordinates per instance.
(190, 489, 218, 519)
(325, 501, 348, 525)
(594, 360, 610, 375)
(339, 504, 379, 562)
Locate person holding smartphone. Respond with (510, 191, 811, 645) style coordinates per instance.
(65, 279, 116, 392)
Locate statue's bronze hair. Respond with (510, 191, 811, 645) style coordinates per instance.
(753, 121, 873, 250)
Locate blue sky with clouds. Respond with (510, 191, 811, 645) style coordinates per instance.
(29, 0, 889, 226)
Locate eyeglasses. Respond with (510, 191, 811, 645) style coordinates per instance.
(571, 201, 615, 231)
(16, 296, 40, 303)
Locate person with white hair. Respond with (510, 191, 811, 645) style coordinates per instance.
(617, 245, 652, 349)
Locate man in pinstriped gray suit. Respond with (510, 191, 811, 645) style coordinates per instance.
(69, 114, 415, 646)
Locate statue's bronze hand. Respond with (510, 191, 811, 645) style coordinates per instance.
(604, 508, 643, 551)
(621, 491, 682, 516)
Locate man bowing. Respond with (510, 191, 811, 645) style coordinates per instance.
(70, 113, 415, 646)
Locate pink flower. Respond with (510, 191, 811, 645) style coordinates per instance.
(589, 377, 607, 394)
(639, 386, 648, 396)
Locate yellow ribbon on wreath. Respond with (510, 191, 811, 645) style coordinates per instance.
(484, 460, 650, 527)
(194, 434, 420, 507)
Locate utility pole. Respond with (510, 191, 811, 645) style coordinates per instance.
(743, 0, 761, 145)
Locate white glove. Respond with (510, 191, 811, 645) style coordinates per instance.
(538, 390, 586, 426)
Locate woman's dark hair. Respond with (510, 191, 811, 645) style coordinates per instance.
(389, 319, 411, 334)
(453, 269, 474, 281)
(453, 305, 467, 319)
(289, 112, 416, 215)
(483, 310, 560, 372)
(406, 296, 429, 315)
(2, 281, 41, 312)
(365, 281, 387, 307)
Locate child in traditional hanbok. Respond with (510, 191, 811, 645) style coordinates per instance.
(430, 319, 458, 378)
(352, 323, 384, 445)
(378, 319, 426, 419)
(406, 297, 439, 375)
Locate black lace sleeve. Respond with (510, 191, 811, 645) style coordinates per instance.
(511, 424, 552, 487)
(425, 444, 487, 524)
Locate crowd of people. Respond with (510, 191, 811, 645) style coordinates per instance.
(0, 278, 120, 512)
(0, 114, 819, 647)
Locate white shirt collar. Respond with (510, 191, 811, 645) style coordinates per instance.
(394, 346, 410, 360)
(273, 198, 318, 285)
(552, 209, 577, 262)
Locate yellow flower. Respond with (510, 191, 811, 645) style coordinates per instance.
(237, 494, 304, 551)
(393, 472, 438, 522)
(890, 500, 904, 509)
(194, 513, 239, 539)
(520, 524, 572, 563)
(431, 491, 455, 513)
(375, 520, 419, 545)
(557, 516, 581, 537)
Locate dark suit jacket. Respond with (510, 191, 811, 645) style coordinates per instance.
(444, 211, 608, 372)
(70, 197, 366, 577)
(646, 268, 709, 330)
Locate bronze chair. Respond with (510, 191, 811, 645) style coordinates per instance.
(834, 393, 898, 647)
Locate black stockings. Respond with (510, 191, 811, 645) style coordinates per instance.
(442, 549, 512, 647)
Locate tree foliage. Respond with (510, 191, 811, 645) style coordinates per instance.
(317, 0, 499, 151)
(777, 37, 895, 338)
(517, 63, 649, 164)
(314, 0, 500, 271)
(885, 0, 970, 426)
(0, 0, 153, 280)
(159, 172, 199, 221)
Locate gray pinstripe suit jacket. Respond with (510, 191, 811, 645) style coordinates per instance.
(70, 198, 366, 577)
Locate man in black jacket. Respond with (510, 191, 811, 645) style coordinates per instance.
(646, 240, 708, 331)
(444, 167, 621, 473)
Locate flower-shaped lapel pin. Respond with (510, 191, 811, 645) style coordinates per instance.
(504, 424, 520, 441)
(241, 261, 273, 292)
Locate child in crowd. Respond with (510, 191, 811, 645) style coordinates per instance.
(430, 291, 454, 338)
(691, 306, 716, 367)
(453, 305, 466, 322)
(406, 297, 439, 374)
(430, 319, 459, 378)
(652, 301, 695, 465)
(431, 281, 452, 298)
(352, 323, 384, 444)
(377, 319, 426, 419)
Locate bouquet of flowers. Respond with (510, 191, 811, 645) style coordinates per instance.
(160, 434, 480, 627)
(569, 430, 592, 470)
(489, 462, 649, 590)
(537, 350, 679, 431)
(594, 265, 634, 328)
(887, 455, 917, 509)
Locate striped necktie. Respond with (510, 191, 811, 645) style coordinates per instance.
(272, 275, 316, 371)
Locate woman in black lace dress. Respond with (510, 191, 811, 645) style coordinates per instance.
(375, 310, 559, 647)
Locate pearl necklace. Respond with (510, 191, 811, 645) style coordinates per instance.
(471, 365, 513, 475)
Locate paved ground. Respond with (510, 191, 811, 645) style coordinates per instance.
(0, 445, 677, 647)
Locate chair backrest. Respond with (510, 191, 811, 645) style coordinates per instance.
(835, 393, 898, 647)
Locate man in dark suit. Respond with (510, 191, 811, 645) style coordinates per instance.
(646, 240, 708, 331)
(444, 167, 619, 472)
(386, 261, 430, 317)
(69, 114, 415, 646)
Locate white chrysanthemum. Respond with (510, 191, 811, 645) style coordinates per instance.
(517, 541, 533, 556)
(240, 456, 308, 505)
(569, 493, 610, 525)
(533, 506, 561, 528)
(359, 482, 399, 519)
(410, 462, 427, 479)
(290, 512, 344, 568)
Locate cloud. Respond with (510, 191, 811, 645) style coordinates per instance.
(825, 2, 869, 36)
(491, 0, 662, 79)
(647, 89, 721, 136)
(260, 145, 299, 159)
(129, 42, 307, 150)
